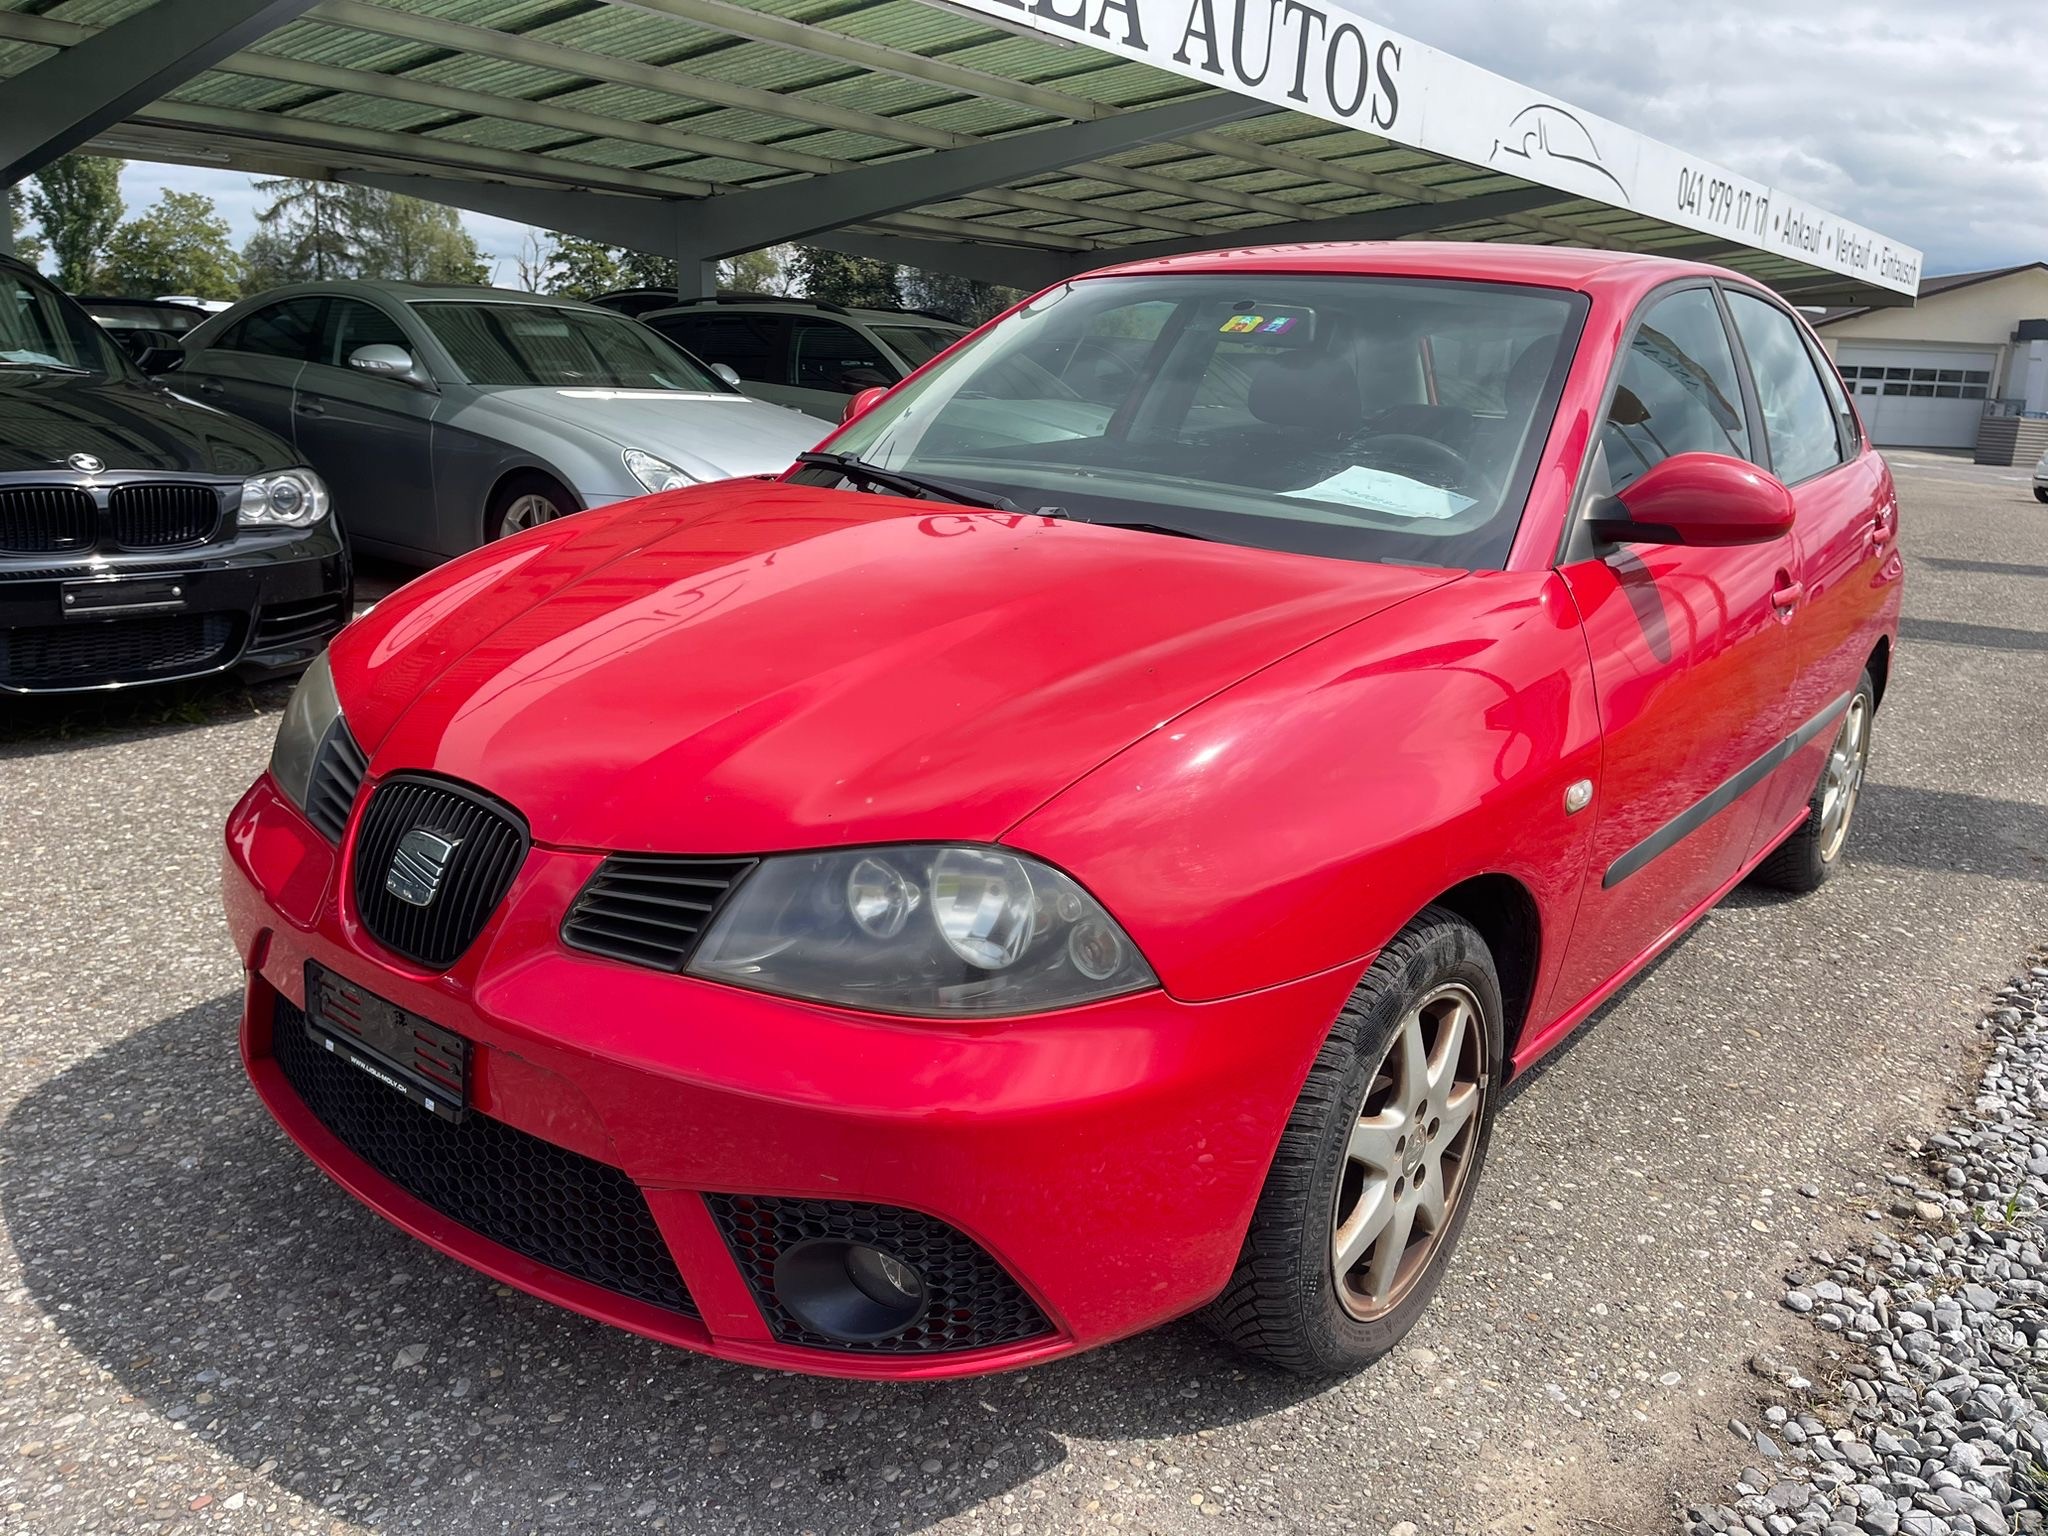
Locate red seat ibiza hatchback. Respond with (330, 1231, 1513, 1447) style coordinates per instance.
(224, 244, 1901, 1379)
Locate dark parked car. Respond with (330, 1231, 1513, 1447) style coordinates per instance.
(0, 255, 349, 694)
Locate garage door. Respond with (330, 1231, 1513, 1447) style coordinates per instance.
(1833, 345, 1998, 449)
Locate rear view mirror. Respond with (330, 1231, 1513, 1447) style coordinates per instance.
(1586, 452, 1795, 548)
(348, 343, 432, 388)
(842, 386, 890, 424)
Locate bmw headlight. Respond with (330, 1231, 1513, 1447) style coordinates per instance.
(624, 448, 697, 494)
(268, 649, 344, 813)
(239, 467, 331, 528)
(689, 845, 1156, 1016)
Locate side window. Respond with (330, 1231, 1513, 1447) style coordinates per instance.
(1724, 291, 1847, 485)
(216, 297, 325, 362)
(790, 319, 895, 394)
(657, 314, 781, 383)
(322, 299, 413, 370)
(1601, 287, 1750, 491)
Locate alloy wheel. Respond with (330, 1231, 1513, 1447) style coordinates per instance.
(1818, 693, 1871, 864)
(499, 493, 560, 538)
(1331, 981, 1489, 1321)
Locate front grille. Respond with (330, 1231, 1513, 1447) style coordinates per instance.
(0, 612, 234, 687)
(707, 1194, 1052, 1354)
(0, 486, 95, 553)
(304, 722, 369, 841)
(561, 856, 756, 970)
(108, 484, 220, 548)
(253, 594, 349, 653)
(351, 777, 529, 969)
(271, 998, 696, 1318)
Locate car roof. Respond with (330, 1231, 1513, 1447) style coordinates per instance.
(230, 279, 618, 312)
(76, 294, 210, 311)
(1086, 241, 1748, 298)
(641, 295, 968, 327)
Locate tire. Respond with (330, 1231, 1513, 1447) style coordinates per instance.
(486, 474, 573, 543)
(1750, 669, 1876, 893)
(1201, 907, 1504, 1375)
(2034, 487, 2048, 505)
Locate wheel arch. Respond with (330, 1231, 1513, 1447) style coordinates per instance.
(1866, 634, 1892, 711)
(1423, 873, 1542, 1067)
(481, 464, 582, 545)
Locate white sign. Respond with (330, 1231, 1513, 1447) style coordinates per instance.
(941, 0, 1923, 295)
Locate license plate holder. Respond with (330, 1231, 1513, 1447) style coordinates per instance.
(303, 962, 470, 1122)
(61, 576, 190, 618)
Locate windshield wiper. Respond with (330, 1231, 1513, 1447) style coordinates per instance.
(796, 451, 1056, 515)
(1077, 519, 1216, 542)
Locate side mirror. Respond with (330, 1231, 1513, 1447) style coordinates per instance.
(1586, 452, 1795, 548)
(842, 385, 890, 424)
(348, 343, 430, 387)
(711, 362, 741, 387)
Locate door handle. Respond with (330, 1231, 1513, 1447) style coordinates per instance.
(295, 400, 325, 417)
(1771, 578, 1805, 616)
(192, 377, 223, 394)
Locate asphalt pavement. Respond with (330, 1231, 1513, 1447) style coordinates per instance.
(1, 455, 2043, 1536)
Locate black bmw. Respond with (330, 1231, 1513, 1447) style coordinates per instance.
(0, 254, 349, 694)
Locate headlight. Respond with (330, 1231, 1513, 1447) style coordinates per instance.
(239, 467, 330, 528)
(268, 649, 344, 813)
(624, 448, 697, 493)
(689, 845, 1156, 1016)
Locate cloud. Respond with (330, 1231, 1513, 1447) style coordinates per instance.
(1368, 0, 2048, 273)
(57, 3, 2048, 285)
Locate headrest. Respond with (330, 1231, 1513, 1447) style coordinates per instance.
(1247, 351, 1362, 436)
(1505, 338, 1557, 415)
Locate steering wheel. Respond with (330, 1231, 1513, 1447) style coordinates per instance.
(1354, 433, 1495, 505)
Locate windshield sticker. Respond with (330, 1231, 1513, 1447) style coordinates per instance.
(1282, 466, 1478, 521)
(1218, 306, 1314, 341)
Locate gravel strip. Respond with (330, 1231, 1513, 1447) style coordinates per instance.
(1684, 963, 2048, 1536)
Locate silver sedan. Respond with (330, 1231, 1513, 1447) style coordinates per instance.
(173, 282, 826, 562)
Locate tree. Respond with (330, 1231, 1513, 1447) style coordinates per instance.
(26, 154, 124, 291)
(787, 247, 899, 309)
(720, 246, 783, 295)
(3, 185, 45, 269)
(98, 190, 239, 298)
(543, 233, 625, 299)
(510, 228, 551, 292)
(350, 189, 488, 284)
(248, 177, 356, 283)
(899, 268, 1018, 325)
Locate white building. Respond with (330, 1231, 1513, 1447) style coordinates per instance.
(1813, 262, 2048, 456)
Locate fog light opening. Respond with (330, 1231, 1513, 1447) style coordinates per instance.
(772, 1238, 928, 1342)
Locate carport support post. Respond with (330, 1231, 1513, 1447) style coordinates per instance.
(0, 185, 13, 258)
(676, 250, 718, 301)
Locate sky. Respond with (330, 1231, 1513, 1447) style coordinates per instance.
(87, 0, 2048, 285)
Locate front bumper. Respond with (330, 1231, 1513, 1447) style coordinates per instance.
(224, 773, 1356, 1378)
(0, 523, 349, 693)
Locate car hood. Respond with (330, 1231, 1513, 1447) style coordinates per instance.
(0, 370, 293, 475)
(339, 482, 1455, 853)
(475, 386, 823, 480)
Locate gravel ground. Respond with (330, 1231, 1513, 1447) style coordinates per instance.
(1, 456, 2045, 1535)
(1683, 965, 2048, 1536)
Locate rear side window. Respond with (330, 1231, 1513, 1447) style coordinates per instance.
(791, 319, 895, 393)
(1725, 291, 1847, 484)
(1601, 287, 1750, 491)
(655, 313, 782, 383)
(217, 297, 325, 361)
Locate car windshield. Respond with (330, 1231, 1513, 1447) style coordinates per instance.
(411, 301, 732, 391)
(869, 323, 965, 370)
(1, 268, 127, 375)
(817, 274, 1587, 569)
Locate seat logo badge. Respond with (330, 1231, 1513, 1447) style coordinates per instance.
(387, 829, 463, 907)
(67, 452, 105, 474)
(1565, 779, 1595, 815)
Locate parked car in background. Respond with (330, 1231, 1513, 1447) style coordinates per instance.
(226, 244, 1900, 1378)
(176, 283, 824, 562)
(0, 255, 348, 694)
(588, 287, 689, 318)
(156, 294, 232, 315)
(2033, 447, 2046, 503)
(641, 296, 969, 421)
(75, 295, 213, 366)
